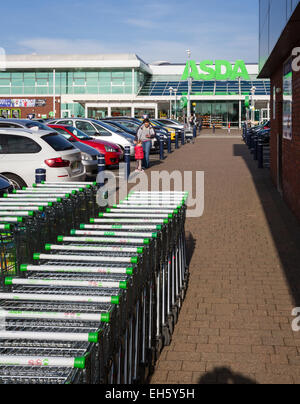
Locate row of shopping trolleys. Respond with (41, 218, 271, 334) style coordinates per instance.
(0, 185, 189, 384)
(0, 181, 100, 271)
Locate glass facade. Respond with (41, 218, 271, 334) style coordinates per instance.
(0, 69, 146, 96)
(259, 0, 300, 71)
(193, 101, 241, 127)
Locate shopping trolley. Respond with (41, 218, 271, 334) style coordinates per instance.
(0, 299, 114, 384)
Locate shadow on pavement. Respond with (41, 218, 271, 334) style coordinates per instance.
(233, 143, 300, 306)
(185, 231, 196, 267)
(198, 367, 257, 384)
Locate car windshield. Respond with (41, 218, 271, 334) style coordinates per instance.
(25, 121, 49, 130)
(118, 121, 140, 130)
(65, 126, 93, 140)
(42, 133, 75, 151)
(92, 120, 118, 132)
(53, 128, 77, 142)
(170, 119, 182, 125)
(105, 122, 136, 137)
(151, 120, 164, 127)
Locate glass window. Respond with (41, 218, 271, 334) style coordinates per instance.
(42, 133, 75, 151)
(65, 126, 92, 140)
(53, 127, 74, 141)
(75, 120, 97, 135)
(25, 121, 49, 130)
(56, 120, 74, 125)
(0, 134, 41, 154)
(0, 122, 22, 128)
(0, 88, 11, 95)
(112, 86, 124, 94)
(0, 77, 10, 86)
(93, 123, 112, 136)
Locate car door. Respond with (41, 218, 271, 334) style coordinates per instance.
(0, 133, 42, 186)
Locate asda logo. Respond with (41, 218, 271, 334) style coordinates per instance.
(181, 60, 250, 81)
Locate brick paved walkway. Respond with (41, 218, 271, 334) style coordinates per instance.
(146, 135, 300, 384)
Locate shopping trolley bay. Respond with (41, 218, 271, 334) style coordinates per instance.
(0, 184, 189, 384)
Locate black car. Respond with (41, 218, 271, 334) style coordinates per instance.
(0, 175, 14, 197)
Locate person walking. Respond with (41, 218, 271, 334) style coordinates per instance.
(136, 118, 155, 169)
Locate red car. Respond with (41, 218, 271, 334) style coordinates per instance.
(48, 124, 123, 166)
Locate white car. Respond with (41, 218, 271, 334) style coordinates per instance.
(49, 118, 136, 156)
(0, 128, 85, 189)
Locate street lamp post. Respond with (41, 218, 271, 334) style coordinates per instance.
(173, 88, 178, 120)
(187, 49, 192, 128)
(169, 87, 173, 119)
(250, 86, 256, 126)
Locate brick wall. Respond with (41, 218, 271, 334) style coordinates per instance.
(0, 96, 61, 119)
(282, 68, 300, 222)
(270, 68, 283, 189)
(270, 65, 300, 222)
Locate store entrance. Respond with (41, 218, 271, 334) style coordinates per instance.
(88, 108, 108, 119)
(193, 101, 240, 128)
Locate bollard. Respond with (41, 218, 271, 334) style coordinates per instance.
(175, 133, 179, 149)
(258, 141, 264, 169)
(35, 169, 46, 185)
(253, 138, 258, 160)
(193, 126, 197, 140)
(97, 154, 106, 189)
(167, 135, 172, 154)
(124, 146, 131, 180)
(159, 135, 165, 160)
(181, 131, 185, 146)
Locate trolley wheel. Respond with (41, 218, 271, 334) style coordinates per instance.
(162, 325, 172, 346)
(155, 336, 164, 357)
(172, 306, 179, 325)
(168, 314, 175, 335)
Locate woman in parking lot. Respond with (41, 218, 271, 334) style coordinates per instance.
(136, 118, 155, 169)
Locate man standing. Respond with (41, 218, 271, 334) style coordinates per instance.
(136, 118, 155, 169)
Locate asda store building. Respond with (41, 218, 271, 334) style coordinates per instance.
(0, 53, 270, 128)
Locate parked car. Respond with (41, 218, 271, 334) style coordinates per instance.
(48, 124, 122, 168)
(157, 118, 185, 130)
(146, 119, 176, 141)
(0, 119, 53, 131)
(0, 174, 14, 197)
(103, 120, 137, 137)
(104, 117, 167, 150)
(48, 118, 135, 156)
(0, 128, 85, 188)
(47, 125, 99, 177)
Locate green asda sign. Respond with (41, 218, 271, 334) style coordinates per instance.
(181, 60, 250, 81)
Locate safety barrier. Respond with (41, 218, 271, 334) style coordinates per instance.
(0, 188, 189, 384)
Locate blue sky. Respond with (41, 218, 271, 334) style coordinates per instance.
(1, 0, 259, 63)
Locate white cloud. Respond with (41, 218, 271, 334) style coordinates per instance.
(18, 38, 108, 54)
(126, 18, 156, 28)
(17, 34, 258, 64)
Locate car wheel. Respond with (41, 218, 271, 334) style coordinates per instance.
(3, 174, 27, 190)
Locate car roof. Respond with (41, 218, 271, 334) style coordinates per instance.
(0, 127, 58, 138)
(0, 119, 37, 124)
